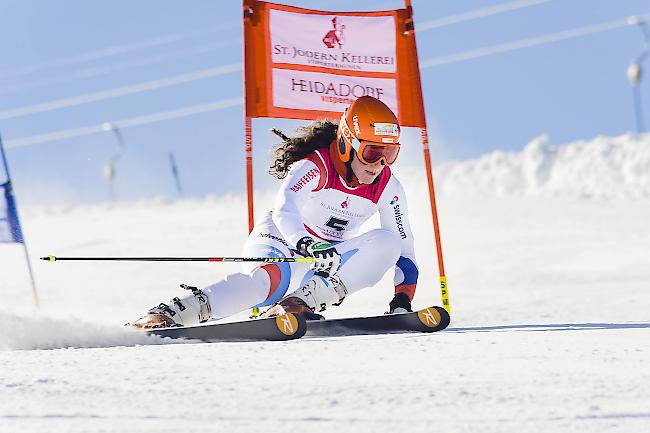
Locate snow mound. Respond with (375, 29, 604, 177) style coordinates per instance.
(435, 133, 650, 199)
(0, 309, 173, 350)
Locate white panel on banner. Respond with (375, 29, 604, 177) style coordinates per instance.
(272, 69, 398, 114)
(270, 10, 396, 73)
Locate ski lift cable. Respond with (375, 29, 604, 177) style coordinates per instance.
(2, 13, 648, 141)
(0, 64, 242, 120)
(416, 0, 552, 31)
(0, 23, 239, 80)
(3, 97, 243, 149)
(0, 0, 550, 85)
(0, 39, 241, 98)
(420, 13, 650, 68)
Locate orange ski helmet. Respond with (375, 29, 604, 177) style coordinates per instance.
(330, 96, 401, 182)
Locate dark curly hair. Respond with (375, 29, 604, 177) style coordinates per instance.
(268, 120, 338, 179)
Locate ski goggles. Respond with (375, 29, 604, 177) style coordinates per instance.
(356, 140, 401, 165)
(339, 114, 401, 165)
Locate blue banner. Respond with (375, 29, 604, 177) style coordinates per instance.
(1, 181, 24, 243)
(1, 135, 24, 244)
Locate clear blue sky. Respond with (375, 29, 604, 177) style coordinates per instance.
(1, 0, 648, 203)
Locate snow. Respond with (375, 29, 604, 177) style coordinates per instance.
(436, 133, 650, 199)
(1, 133, 649, 432)
(0, 310, 166, 350)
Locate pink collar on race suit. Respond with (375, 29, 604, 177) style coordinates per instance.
(305, 148, 392, 205)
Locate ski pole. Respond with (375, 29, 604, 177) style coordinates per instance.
(40, 255, 314, 264)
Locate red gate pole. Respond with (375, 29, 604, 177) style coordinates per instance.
(420, 128, 450, 312)
(404, 0, 450, 313)
(245, 116, 254, 233)
(243, 1, 258, 317)
(243, 1, 255, 233)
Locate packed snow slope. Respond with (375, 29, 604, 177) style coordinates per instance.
(0, 133, 649, 433)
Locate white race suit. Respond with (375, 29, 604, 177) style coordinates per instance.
(203, 148, 419, 318)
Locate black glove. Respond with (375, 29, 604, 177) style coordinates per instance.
(296, 236, 315, 257)
(388, 292, 412, 314)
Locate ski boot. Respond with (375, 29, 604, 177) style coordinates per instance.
(387, 292, 412, 314)
(128, 284, 212, 329)
(261, 296, 325, 321)
(261, 274, 347, 320)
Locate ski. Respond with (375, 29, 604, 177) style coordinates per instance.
(146, 313, 307, 342)
(305, 306, 450, 337)
(145, 306, 449, 341)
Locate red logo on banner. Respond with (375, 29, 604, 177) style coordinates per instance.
(322, 17, 345, 49)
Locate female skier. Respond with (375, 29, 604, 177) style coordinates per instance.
(131, 96, 419, 328)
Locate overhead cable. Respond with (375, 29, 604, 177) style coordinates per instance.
(1, 0, 546, 86)
(0, 23, 239, 80)
(0, 14, 650, 140)
(417, 0, 551, 31)
(3, 97, 243, 149)
(0, 39, 240, 97)
(420, 14, 650, 68)
(0, 64, 242, 120)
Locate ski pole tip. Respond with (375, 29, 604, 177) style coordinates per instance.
(40, 255, 57, 262)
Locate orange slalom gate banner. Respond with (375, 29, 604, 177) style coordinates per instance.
(242, 0, 450, 313)
(243, 0, 426, 127)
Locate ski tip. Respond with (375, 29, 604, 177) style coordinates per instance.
(40, 255, 56, 262)
(416, 306, 451, 332)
